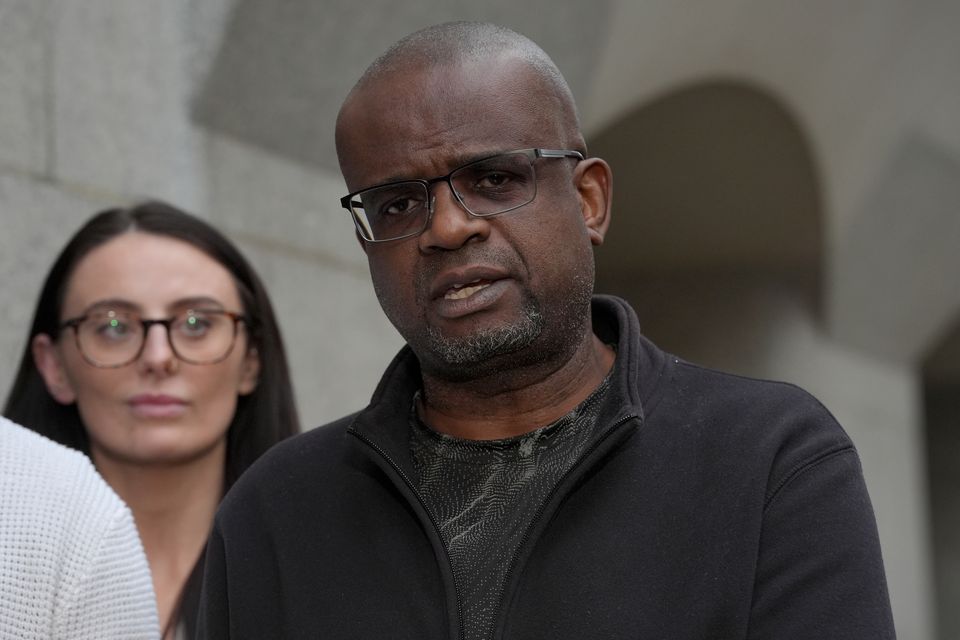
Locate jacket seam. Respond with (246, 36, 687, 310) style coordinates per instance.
(763, 445, 855, 511)
(674, 360, 808, 392)
(746, 445, 859, 639)
(634, 354, 669, 422)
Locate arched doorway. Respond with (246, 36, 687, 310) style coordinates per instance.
(590, 80, 822, 375)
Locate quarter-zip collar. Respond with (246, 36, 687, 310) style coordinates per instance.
(591, 293, 669, 425)
(347, 294, 669, 639)
(349, 295, 664, 454)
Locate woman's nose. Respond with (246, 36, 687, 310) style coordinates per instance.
(137, 324, 178, 374)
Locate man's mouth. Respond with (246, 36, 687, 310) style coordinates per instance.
(444, 279, 491, 300)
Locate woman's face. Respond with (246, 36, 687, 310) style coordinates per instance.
(34, 231, 260, 468)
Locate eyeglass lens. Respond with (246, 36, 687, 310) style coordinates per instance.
(74, 309, 238, 367)
(350, 151, 537, 241)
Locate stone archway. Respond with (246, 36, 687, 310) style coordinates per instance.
(590, 80, 822, 375)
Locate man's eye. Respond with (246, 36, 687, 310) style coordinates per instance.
(381, 196, 424, 216)
(476, 171, 512, 189)
(383, 198, 413, 215)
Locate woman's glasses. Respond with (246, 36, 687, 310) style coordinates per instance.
(59, 308, 247, 368)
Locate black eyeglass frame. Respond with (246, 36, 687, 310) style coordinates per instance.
(59, 309, 248, 368)
(339, 147, 585, 243)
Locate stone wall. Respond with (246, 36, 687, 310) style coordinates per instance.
(0, 0, 402, 429)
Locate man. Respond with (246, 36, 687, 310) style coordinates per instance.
(0, 416, 159, 639)
(198, 22, 895, 639)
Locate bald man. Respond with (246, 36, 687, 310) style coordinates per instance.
(198, 22, 895, 640)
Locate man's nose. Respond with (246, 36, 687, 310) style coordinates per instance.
(418, 181, 491, 252)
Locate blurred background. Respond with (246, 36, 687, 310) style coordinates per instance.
(1, 1, 957, 637)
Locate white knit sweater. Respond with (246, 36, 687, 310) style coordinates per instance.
(0, 416, 160, 639)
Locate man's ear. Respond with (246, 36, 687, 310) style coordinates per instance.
(238, 347, 261, 396)
(574, 157, 613, 247)
(32, 334, 77, 405)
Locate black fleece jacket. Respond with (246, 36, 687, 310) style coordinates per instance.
(197, 295, 895, 639)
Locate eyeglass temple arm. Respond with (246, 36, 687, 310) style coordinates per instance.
(535, 148, 584, 161)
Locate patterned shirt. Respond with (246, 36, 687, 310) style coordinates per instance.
(410, 376, 610, 640)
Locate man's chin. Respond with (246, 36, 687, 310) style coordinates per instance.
(420, 314, 544, 380)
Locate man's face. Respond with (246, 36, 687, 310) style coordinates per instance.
(337, 59, 600, 380)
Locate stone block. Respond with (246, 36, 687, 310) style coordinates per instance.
(0, 173, 109, 402)
(828, 135, 960, 363)
(0, 0, 47, 174)
(235, 238, 403, 429)
(52, 1, 199, 206)
(192, 0, 610, 172)
(202, 132, 367, 275)
(181, 0, 237, 101)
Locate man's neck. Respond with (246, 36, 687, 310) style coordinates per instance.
(418, 333, 615, 441)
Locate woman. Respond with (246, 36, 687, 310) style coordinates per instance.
(4, 201, 300, 639)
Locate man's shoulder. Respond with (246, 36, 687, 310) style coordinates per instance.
(651, 358, 856, 484)
(250, 411, 359, 474)
(599, 296, 845, 443)
(276, 412, 359, 455)
(219, 411, 362, 513)
(670, 358, 842, 428)
(670, 358, 832, 411)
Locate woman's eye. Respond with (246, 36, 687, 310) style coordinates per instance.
(89, 313, 134, 340)
(179, 315, 212, 336)
(98, 319, 131, 337)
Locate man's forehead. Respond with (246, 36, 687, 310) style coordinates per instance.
(337, 59, 562, 186)
(342, 56, 556, 124)
(371, 49, 533, 86)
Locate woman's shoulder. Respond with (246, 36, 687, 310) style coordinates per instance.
(0, 415, 132, 535)
(2, 416, 94, 490)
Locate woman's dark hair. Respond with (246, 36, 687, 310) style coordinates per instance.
(3, 200, 300, 637)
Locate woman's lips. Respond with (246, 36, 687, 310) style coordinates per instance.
(128, 394, 188, 419)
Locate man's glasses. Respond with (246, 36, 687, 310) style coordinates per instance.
(60, 308, 247, 368)
(340, 148, 584, 242)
